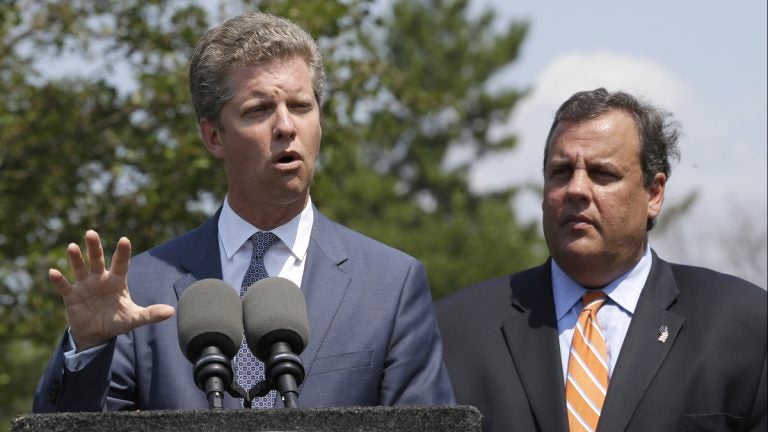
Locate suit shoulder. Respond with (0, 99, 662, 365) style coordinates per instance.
(132, 213, 216, 259)
(666, 262, 767, 347)
(436, 275, 510, 312)
(667, 262, 766, 327)
(322, 218, 421, 264)
(436, 265, 546, 314)
(669, 263, 766, 300)
(127, 215, 218, 287)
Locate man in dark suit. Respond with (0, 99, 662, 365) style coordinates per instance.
(33, 12, 453, 411)
(436, 88, 766, 432)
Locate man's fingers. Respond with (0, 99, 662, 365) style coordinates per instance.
(67, 243, 87, 281)
(85, 230, 106, 274)
(110, 237, 132, 276)
(48, 268, 73, 296)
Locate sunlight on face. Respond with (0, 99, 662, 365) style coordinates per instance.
(542, 110, 664, 287)
(199, 56, 322, 227)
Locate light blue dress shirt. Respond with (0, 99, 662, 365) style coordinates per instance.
(552, 246, 652, 382)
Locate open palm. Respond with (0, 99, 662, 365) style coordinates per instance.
(48, 230, 175, 351)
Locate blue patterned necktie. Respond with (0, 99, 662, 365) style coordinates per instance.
(234, 231, 279, 408)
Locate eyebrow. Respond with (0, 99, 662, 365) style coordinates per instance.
(546, 156, 620, 172)
(245, 91, 315, 103)
(546, 157, 573, 168)
(586, 160, 621, 172)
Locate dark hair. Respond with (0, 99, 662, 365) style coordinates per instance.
(543, 88, 681, 230)
(188, 12, 326, 126)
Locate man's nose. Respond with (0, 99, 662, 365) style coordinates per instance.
(566, 169, 590, 201)
(273, 105, 297, 139)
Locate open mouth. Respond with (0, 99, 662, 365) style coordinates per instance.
(273, 151, 302, 170)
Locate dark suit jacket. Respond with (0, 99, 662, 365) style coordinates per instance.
(34, 207, 454, 411)
(436, 252, 767, 432)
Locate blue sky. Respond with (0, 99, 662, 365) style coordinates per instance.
(466, 0, 767, 286)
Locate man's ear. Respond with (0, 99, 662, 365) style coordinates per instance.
(199, 117, 225, 159)
(647, 172, 666, 220)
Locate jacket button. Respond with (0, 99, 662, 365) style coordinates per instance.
(48, 379, 60, 404)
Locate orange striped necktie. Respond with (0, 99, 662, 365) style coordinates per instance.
(566, 290, 608, 432)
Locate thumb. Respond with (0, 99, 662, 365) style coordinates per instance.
(136, 304, 176, 327)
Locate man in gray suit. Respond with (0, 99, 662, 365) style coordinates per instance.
(436, 88, 766, 431)
(33, 12, 453, 411)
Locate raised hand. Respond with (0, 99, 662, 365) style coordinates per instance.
(48, 230, 175, 351)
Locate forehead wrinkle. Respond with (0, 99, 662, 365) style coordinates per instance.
(231, 58, 311, 92)
(549, 148, 583, 164)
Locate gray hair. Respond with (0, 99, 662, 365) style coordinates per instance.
(189, 12, 326, 125)
(543, 88, 681, 230)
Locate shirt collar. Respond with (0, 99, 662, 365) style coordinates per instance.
(552, 245, 652, 320)
(218, 196, 314, 262)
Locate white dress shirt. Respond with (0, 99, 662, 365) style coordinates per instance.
(552, 245, 652, 381)
(217, 195, 313, 291)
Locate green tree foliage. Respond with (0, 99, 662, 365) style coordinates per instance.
(309, 0, 546, 296)
(0, 0, 545, 425)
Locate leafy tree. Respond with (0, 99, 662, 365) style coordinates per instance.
(0, 0, 543, 425)
(311, 0, 546, 296)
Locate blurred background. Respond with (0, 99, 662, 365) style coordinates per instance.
(1, 0, 765, 426)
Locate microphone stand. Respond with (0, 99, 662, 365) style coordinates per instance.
(193, 346, 252, 409)
(245, 342, 305, 409)
(266, 341, 305, 409)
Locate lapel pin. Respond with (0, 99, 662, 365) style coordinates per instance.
(657, 325, 669, 343)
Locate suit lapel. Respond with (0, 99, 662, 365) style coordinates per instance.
(502, 263, 569, 432)
(148, 210, 239, 409)
(296, 209, 351, 382)
(598, 253, 684, 432)
(170, 210, 224, 299)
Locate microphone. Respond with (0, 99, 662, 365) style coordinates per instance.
(177, 278, 245, 409)
(243, 277, 309, 408)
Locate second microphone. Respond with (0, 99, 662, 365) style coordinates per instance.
(243, 276, 310, 408)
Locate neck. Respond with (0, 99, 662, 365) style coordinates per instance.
(559, 249, 646, 289)
(227, 195, 309, 231)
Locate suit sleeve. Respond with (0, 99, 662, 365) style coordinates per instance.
(748, 350, 767, 431)
(378, 260, 455, 405)
(32, 333, 116, 412)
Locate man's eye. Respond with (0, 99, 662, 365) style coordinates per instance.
(290, 103, 313, 112)
(244, 105, 271, 116)
(549, 167, 570, 179)
(591, 171, 617, 182)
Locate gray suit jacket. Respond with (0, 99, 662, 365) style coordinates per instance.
(436, 252, 766, 432)
(34, 207, 454, 411)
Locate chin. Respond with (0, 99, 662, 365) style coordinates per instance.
(560, 236, 602, 255)
(272, 186, 310, 205)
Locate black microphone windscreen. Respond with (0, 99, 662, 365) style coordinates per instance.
(177, 278, 243, 361)
(243, 277, 309, 360)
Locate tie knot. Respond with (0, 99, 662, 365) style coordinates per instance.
(250, 231, 279, 258)
(582, 290, 606, 313)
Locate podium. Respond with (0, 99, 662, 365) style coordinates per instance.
(11, 405, 482, 431)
